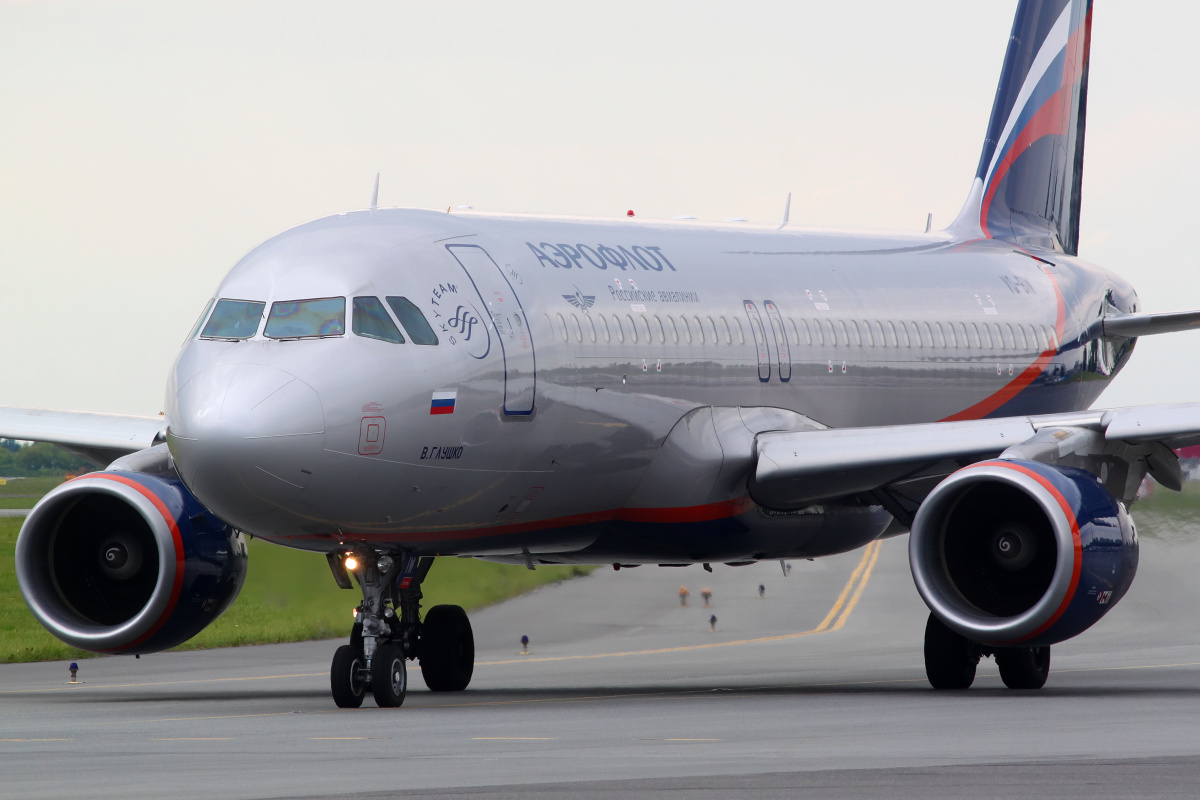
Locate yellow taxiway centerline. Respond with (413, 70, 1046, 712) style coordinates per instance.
(0, 542, 883, 695)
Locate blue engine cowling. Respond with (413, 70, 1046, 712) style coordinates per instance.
(15, 470, 247, 655)
(909, 458, 1138, 647)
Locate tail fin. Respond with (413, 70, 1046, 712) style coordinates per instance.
(950, 0, 1094, 255)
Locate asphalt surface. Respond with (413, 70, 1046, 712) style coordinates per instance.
(4, 527, 1200, 800)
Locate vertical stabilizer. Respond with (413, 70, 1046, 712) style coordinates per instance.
(950, 0, 1093, 255)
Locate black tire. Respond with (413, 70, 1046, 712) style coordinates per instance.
(996, 645, 1051, 690)
(330, 644, 366, 708)
(419, 604, 475, 692)
(924, 613, 978, 690)
(370, 642, 407, 708)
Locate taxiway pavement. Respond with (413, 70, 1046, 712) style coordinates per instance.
(4, 527, 1200, 799)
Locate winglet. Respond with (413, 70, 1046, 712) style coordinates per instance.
(370, 172, 380, 211)
(778, 192, 791, 230)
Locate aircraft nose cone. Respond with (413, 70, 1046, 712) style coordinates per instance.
(170, 364, 324, 529)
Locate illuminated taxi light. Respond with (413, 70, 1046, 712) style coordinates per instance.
(344, 556, 359, 571)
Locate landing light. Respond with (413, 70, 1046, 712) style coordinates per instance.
(344, 555, 359, 571)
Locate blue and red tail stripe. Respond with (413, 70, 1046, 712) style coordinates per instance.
(972, 0, 1094, 256)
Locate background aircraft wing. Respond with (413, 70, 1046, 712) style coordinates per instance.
(0, 405, 167, 466)
(750, 402, 1200, 524)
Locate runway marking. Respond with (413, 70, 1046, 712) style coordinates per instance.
(471, 737, 557, 740)
(474, 540, 884, 667)
(0, 672, 326, 694)
(311, 737, 366, 740)
(155, 737, 232, 741)
(830, 539, 882, 632)
(0, 542, 884, 698)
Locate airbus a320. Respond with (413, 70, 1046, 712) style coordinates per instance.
(7, 0, 1199, 707)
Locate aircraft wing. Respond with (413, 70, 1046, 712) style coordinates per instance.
(0, 406, 167, 466)
(750, 402, 1200, 519)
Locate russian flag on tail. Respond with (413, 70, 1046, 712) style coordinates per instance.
(430, 390, 457, 415)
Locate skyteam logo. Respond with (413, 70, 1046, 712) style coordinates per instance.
(562, 287, 596, 311)
(429, 282, 491, 360)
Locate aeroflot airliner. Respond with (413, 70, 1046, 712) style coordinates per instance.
(7, 0, 1200, 707)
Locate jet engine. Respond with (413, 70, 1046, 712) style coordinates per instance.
(15, 471, 247, 655)
(909, 458, 1138, 647)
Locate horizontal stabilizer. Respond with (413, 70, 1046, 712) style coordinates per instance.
(1091, 309, 1200, 339)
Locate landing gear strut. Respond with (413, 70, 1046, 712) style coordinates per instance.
(923, 613, 1051, 691)
(328, 551, 475, 708)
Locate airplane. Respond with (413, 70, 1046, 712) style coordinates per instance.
(6, 0, 1200, 708)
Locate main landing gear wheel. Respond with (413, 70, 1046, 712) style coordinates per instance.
(996, 645, 1051, 689)
(924, 613, 979, 690)
(419, 604, 475, 692)
(371, 642, 408, 708)
(330, 644, 366, 708)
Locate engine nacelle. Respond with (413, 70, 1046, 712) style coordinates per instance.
(910, 458, 1137, 647)
(15, 471, 247, 655)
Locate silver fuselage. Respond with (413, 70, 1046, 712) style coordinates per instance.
(166, 208, 1135, 564)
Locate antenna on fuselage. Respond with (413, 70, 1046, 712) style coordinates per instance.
(778, 192, 791, 230)
(925, 212, 932, 233)
(370, 172, 380, 211)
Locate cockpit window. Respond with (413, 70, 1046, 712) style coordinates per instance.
(201, 299, 265, 340)
(185, 298, 215, 344)
(386, 297, 438, 345)
(265, 297, 346, 339)
(353, 296, 405, 343)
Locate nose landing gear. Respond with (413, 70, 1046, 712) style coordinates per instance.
(327, 551, 475, 708)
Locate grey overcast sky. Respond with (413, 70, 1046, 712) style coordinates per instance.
(1, 2, 1197, 416)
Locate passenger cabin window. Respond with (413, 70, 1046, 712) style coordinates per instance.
(571, 314, 583, 343)
(720, 317, 733, 344)
(600, 315, 611, 342)
(585, 315, 597, 342)
(385, 297, 438, 345)
(653, 315, 666, 343)
(201, 298, 265, 340)
(353, 297, 404, 343)
(639, 315, 652, 342)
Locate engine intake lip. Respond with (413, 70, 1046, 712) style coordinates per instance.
(15, 474, 182, 653)
(910, 461, 1079, 645)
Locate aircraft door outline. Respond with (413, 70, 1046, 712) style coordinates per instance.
(763, 300, 792, 383)
(446, 244, 536, 415)
(743, 300, 772, 383)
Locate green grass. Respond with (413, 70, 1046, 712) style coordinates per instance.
(0, 476, 69, 496)
(0, 514, 591, 663)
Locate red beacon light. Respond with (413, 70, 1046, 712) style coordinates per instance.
(627, 210, 635, 217)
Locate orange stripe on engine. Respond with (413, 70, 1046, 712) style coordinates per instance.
(88, 473, 186, 651)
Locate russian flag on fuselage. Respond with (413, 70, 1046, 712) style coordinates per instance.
(430, 390, 457, 415)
